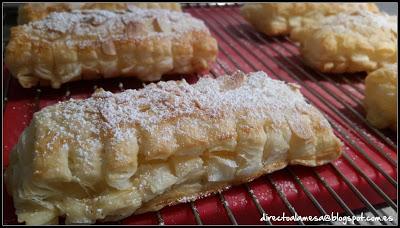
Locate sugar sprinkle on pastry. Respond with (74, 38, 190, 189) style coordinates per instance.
(6, 71, 341, 224)
(5, 9, 218, 88)
(290, 10, 397, 73)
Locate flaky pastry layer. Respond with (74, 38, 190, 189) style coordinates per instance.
(240, 3, 379, 36)
(17, 3, 182, 24)
(364, 64, 397, 131)
(290, 10, 397, 74)
(6, 9, 218, 88)
(5, 71, 342, 224)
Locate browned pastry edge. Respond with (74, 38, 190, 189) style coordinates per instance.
(133, 150, 340, 216)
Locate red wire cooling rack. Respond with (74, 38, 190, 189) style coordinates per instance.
(3, 4, 397, 225)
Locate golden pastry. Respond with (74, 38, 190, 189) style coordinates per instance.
(5, 9, 218, 88)
(5, 71, 342, 224)
(17, 2, 182, 24)
(240, 3, 379, 36)
(290, 10, 397, 73)
(364, 64, 397, 131)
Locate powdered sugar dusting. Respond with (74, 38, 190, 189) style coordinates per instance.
(175, 195, 200, 204)
(319, 10, 397, 34)
(276, 180, 298, 194)
(24, 9, 209, 46)
(36, 71, 319, 159)
(174, 185, 231, 204)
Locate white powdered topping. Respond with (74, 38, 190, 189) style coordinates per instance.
(24, 9, 209, 45)
(31, 12, 81, 33)
(37, 71, 313, 154)
(320, 10, 397, 34)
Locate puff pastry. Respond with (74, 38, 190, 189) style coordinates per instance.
(240, 3, 379, 36)
(364, 64, 397, 131)
(5, 71, 342, 224)
(5, 9, 218, 88)
(290, 10, 397, 74)
(17, 3, 182, 24)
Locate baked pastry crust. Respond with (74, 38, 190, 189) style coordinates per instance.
(5, 71, 342, 224)
(364, 64, 397, 131)
(5, 9, 218, 88)
(290, 10, 397, 73)
(240, 3, 379, 36)
(17, 3, 182, 24)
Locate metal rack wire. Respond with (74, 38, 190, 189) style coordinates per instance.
(2, 3, 397, 225)
(175, 4, 397, 225)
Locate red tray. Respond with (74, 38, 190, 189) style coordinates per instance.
(3, 5, 397, 225)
